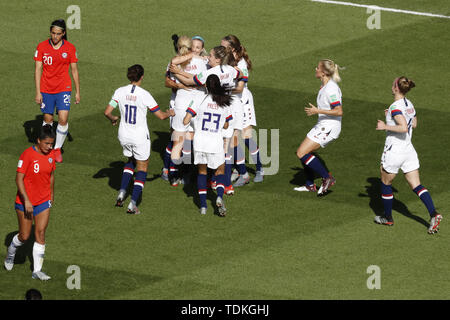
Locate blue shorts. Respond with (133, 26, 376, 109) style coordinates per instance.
(41, 91, 71, 114)
(15, 200, 52, 216)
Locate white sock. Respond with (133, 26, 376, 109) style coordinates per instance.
(32, 242, 46, 273)
(55, 123, 68, 149)
(42, 121, 52, 126)
(7, 234, 24, 257)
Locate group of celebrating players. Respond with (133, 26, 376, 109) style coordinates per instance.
(4, 18, 443, 281)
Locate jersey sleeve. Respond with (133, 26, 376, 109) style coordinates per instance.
(34, 43, 43, 62)
(240, 66, 249, 82)
(69, 44, 78, 63)
(16, 150, 30, 174)
(109, 89, 120, 108)
(186, 99, 198, 117)
(225, 107, 233, 122)
(389, 104, 403, 117)
(326, 86, 342, 109)
(193, 70, 207, 86)
(145, 92, 160, 113)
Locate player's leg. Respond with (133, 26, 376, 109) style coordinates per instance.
(214, 162, 226, 216)
(231, 131, 249, 187)
(170, 131, 185, 186)
(242, 126, 264, 182)
(4, 207, 33, 271)
(53, 92, 71, 162)
(127, 159, 148, 215)
(197, 163, 208, 214)
(162, 140, 173, 181)
(116, 157, 135, 207)
(223, 138, 234, 195)
(181, 131, 194, 184)
(41, 93, 56, 126)
(405, 169, 442, 234)
(375, 166, 397, 226)
(32, 204, 51, 280)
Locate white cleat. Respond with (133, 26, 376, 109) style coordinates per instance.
(32, 271, 51, 281)
(127, 202, 141, 215)
(216, 197, 226, 217)
(428, 213, 442, 234)
(200, 207, 207, 215)
(231, 169, 239, 183)
(4, 255, 14, 271)
(294, 184, 317, 192)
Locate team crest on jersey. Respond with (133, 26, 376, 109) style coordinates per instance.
(62, 52, 68, 58)
(49, 158, 53, 164)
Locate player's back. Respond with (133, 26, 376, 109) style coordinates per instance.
(385, 97, 416, 146)
(113, 84, 158, 143)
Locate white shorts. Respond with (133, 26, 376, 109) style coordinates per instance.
(194, 151, 225, 169)
(169, 96, 175, 129)
(241, 89, 256, 128)
(120, 139, 151, 161)
(381, 143, 420, 174)
(230, 96, 244, 131)
(306, 124, 340, 148)
(171, 108, 194, 132)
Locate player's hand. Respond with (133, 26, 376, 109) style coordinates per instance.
(169, 63, 180, 74)
(376, 120, 386, 130)
(75, 92, 81, 104)
(305, 103, 318, 116)
(111, 116, 119, 126)
(168, 109, 175, 117)
(24, 200, 33, 220)
(35, 93, 43, 105)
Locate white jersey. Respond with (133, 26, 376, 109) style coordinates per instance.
(316, 79, 342, 138)
(384, 97, 416, 148)
(165, 61, 177, 106)
(237, 58, 249, 89)
(110, 84, 159, 144)
(193, 64, 238, 91)
(186, 93, 233, 153)
(175, 56, 208, 105)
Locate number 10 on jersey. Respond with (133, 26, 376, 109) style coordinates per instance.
(124, 104, 137, 124)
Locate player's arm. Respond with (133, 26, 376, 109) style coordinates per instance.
(104, 103, 119, 125)
(412, 116, 417, 129)
(35, 61, 43, 104)
(171, 52, 194, 65)
(169, 64, 198, 86)
(165, 76, 192, 90)
(70, 62, 80, 104)
(233, 81, 245, 94)
(183, 113, 192, 126)
(305, 103, 343, 117)
(376, 114, 408, 133)
(16, 172, 33, 219)
(153, 108, 175, 120)
(50, 170, 54, 204)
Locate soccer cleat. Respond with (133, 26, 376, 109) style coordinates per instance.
(317, 175, 336, 195)
(211, 181, 217, 190)
(170, 177, 181, 187)
(32, 271, 51, 281)
(428, 213, 442, 234)
(374, 215, 394, 226)
(253, 170, 264, 183)
(200, 207, 207, 215)
(233, 174, 250, 187)
(225, 185, 234, 195)
(4, 254, 14, 271)
(54, 148, 63, 163)
(115, 191, 126, 207)
(161, 169, 169, 181)
(216, 197, 226, 217)
(126, 202, 141, 215)
(294, 184, 317, 192)
(231, 169, 239, 183)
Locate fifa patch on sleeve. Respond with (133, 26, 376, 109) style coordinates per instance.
(18, 160, 23, 168)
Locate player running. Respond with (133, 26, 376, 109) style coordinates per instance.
(374, 76, 443, 234)
(4, 125, 56, 280)
(183, 74, 233, 216)
(104, 64, 174, 214)
(34, 19, 80, 163)
(295, 59, 343, 196)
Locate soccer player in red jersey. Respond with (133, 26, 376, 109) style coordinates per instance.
(4, 125, 56, 280)
(34, 19, 80, 163)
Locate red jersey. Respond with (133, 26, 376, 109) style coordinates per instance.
(16, 146, 56, 206)
(34, 39, 78, 94)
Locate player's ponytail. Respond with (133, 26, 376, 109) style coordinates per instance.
(176, 36, 192, 68)
(397, 76, 415, 95)
(50, 19, 67, 40)
(39, 124, 56, 141)
(206, 74, 232, 107)
(320, 59, 343, 83)
(222, 35, 252, 70)
(171, 34, 179, 54)
(212, 46, 236, 67)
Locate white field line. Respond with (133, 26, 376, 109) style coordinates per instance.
(311, 0, 450, 19)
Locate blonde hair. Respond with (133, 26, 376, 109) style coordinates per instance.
(177, 36, 192, 68)
(320, 59, 342, 83)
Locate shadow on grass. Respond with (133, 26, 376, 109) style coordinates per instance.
(23, 115, 73, 144)
(359, 177, 428, 227)
(289, 152, 330, 187)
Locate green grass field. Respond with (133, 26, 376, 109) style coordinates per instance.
(1, 0, 450, 300)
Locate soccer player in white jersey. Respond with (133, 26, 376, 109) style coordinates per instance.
(222, 35, 264, 186)
(169, 36, 208, 186)
(295, 59, 343, 196)
(104, 64, 174, 214)
(374, 77, 442, 234)
(170, 45, 243, 195)
(183, 74, 233, 216)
